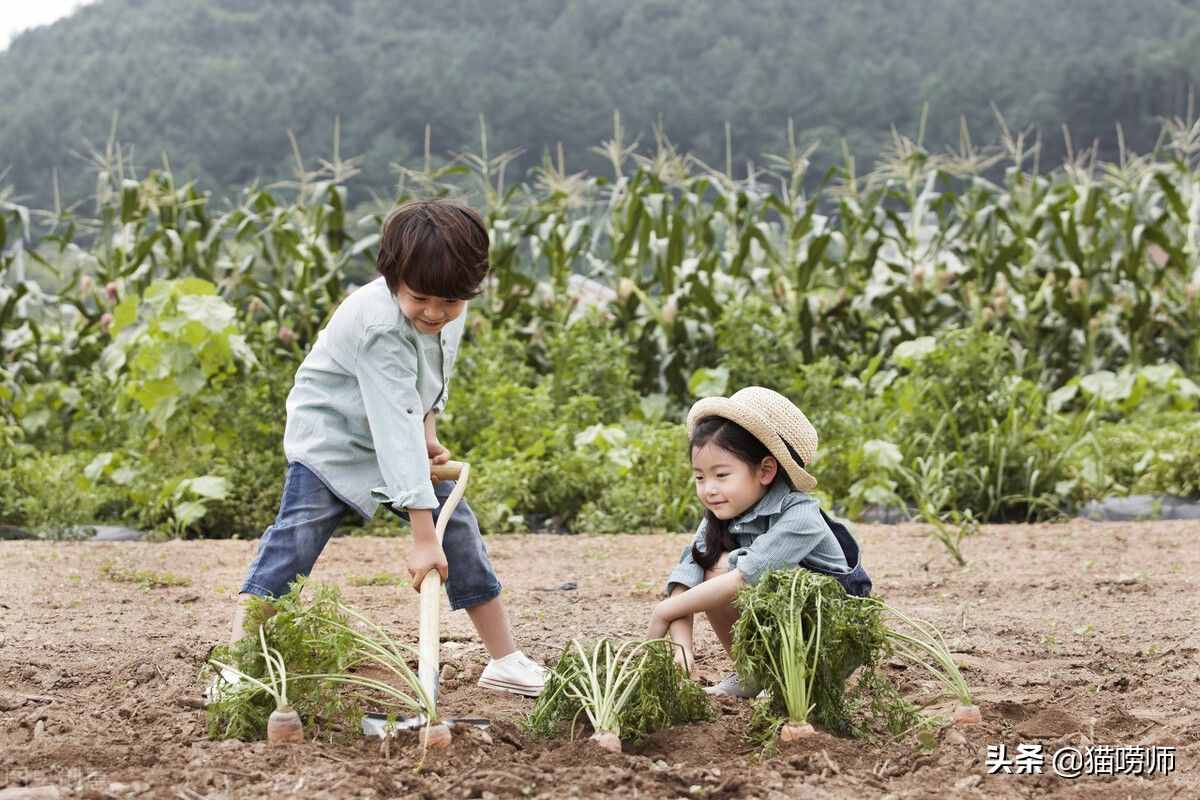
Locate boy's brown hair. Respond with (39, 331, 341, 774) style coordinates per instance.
(377, 199, 490, 300)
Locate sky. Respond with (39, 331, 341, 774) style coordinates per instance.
(0, 0, 98, 50)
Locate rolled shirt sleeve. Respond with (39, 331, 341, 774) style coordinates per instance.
(728, 498, 844, 585)
(664, 520, 708, 593)
(357, 324, 438, 511)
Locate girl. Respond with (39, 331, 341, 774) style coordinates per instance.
(647, 386, 871, 697)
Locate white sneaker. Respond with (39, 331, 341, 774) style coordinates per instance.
(477, 651, 548, 697)
(204, 665, 246, 706)
(703, 672, 758, 699)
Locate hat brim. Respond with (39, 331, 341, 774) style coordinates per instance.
(687, 397, 818, 492)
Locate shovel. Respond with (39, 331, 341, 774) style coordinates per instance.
(361, 460, 489, 741)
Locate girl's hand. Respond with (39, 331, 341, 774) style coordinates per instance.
(647, 603, 671, 639)
(674, 646, 696, 678)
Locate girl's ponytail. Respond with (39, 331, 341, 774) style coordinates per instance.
(692, 509, 736, 571)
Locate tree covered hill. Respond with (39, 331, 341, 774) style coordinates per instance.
(2, 0, 1199, 207)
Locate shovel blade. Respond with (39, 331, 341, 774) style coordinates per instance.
(361, 713, 490, 737)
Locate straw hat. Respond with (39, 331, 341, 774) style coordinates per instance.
(686, 386, 819, 491)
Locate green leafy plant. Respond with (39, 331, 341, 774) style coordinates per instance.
(99, 560, 191, 589)
(882, 605, 979, 724)
(742, 570, 824, 738)
(209, 625, 304, 744)
(203, 581, 361, 741)
(528, 638, 712, 750)
(732, 570, 893, 736)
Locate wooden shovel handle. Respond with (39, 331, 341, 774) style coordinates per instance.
(419, 461, 471, 705)
(431, 460, 466, 484)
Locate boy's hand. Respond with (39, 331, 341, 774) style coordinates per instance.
(407, 540, 449, 589)
(427, 439, 450, 469)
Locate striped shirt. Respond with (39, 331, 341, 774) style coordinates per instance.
(665, 479, 851, 591)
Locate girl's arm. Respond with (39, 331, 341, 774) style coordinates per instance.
(648, 569, 745, 639)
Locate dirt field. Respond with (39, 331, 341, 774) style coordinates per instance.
(1, 519, 1196, 799)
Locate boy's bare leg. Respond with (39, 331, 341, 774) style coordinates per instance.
(465, 595, 517, 659)
(229, 592, 276, 644)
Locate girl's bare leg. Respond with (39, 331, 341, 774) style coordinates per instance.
(665, 585, 697, 676)
(702, 554, 739, 657)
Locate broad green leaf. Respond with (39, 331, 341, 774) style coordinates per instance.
(178, 475, 229, 500)
(688, 366, 729, 398)
(862, 440, 903, 471)
(893, 336, 936, 364)
(178, 294, 235, 332)
(1047, 384, 1078, 414)
(112, 296, 139, 334)
(83, 452, 115, 481)
(172, 500, 209, 529)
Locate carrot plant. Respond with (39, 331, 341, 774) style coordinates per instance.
(209, 625, 304, 744)
(203, 581, 362, 741)
(527, 638, 712, 751)
(301, 602, 439, 738)
(882, 605, 979, 725)
(732, 570, 915, 740)
(739, 571, 823, 739)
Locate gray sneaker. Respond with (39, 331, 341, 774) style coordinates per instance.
(703, 672, 758, 699)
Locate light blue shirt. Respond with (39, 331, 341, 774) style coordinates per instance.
(282, 276, 464, 517)
(666, 479, 851, 591)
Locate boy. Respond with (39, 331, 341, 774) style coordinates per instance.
(227, 199, 545, 696)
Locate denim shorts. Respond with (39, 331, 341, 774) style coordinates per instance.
(240, 462, 502, 611)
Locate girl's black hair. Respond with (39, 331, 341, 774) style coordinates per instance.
(689, 416, 791, 570)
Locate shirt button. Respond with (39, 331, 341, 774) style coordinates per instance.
(406, 408, 414, 414)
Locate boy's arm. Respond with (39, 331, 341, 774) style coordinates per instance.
(424, 411, 450, 468)
(407, 508, 448, 588)
(357, 325, 439, 511)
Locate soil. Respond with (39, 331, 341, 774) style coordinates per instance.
(1, 520, 1197, 798)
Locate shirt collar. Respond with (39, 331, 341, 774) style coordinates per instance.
(732, 479, 792, 526)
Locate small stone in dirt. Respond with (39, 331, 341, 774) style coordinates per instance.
(440, 663, 458, 681)
(462, 726, 492, 745)
(0, 692, 24, 711)
(33, 719, 46, 739)
(39, 672, 61, 690)
(134, 663, 157, 683)
(943, 729, 968, 747)
(173, 692, 205, 710)
(126, 680, 137, 689)
(651, 759, 669, 772)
